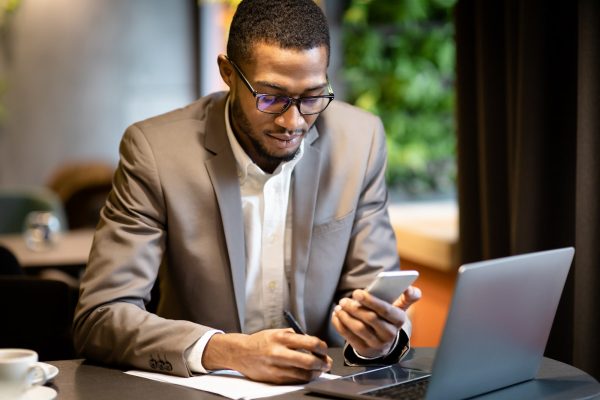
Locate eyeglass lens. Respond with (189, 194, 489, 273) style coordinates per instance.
(257, 95, 330, 115)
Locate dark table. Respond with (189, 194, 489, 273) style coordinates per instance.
(46, 348, 600, 399)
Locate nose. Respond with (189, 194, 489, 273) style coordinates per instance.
(274, 103, 305, 132)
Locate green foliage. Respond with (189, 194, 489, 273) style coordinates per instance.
(342, 0, 457, 198)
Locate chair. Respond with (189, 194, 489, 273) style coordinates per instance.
(0, 245, 23, 275)
(0, 276, 78, 361)
(0, 187, 68, 234)
(47, 162, 114, 229)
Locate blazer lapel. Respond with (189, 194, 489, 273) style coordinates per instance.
(290, 125, 322, 327)
(204, 95, 246, 330)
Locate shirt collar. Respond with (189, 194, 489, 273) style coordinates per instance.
(224, 97, 304, 183)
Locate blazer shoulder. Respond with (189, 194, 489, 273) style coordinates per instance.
(324, 100, 382, 125)
(132, 91, 228, 134)
(319, 101, 383, 137)
(316, 100, 384, 150)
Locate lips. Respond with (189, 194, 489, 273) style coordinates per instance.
(266, 132, 304, 149)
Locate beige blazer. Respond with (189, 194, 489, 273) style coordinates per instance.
(73, 92, 403, 376)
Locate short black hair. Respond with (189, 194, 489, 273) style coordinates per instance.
(227, 0, 330, 65)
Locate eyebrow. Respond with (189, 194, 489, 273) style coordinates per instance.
(254, 80, 329, 95)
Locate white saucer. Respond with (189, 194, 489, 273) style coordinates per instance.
(20, 386, 57, 400)
(38, 362, 59, 381)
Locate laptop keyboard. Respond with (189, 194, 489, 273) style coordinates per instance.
(362, 377, 430, 400)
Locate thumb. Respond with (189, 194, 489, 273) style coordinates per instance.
(393, 286, 422, 310)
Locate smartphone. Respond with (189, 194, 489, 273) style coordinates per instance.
(365, 270, 419, 303)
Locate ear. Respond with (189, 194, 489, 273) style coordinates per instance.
(217, 54, 235, 88)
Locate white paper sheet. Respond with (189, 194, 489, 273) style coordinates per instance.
(125, 369, 338, 400)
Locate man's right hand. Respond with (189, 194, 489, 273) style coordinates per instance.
(201, 329, 332, 384)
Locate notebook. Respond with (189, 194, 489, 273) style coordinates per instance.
(306, 247, 575, 400)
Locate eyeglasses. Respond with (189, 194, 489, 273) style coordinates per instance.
(226, 56, 334, 115)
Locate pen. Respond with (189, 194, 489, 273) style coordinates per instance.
(283, 310, 329, 365)
(283, 310, 306, 335)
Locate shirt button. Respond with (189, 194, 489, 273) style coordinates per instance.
(268, 281, 277, 291)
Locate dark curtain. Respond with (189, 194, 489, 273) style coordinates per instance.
(455, 0, 600, 379)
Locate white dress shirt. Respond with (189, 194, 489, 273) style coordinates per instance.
(187, 98, 303, 372)
(230, 107, 304, 333)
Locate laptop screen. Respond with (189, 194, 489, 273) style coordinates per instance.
(306, 247, 575, 400)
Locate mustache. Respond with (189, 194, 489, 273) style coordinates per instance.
(265, 129, 307, 135)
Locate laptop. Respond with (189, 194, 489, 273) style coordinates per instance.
(306, 247, 575, 400)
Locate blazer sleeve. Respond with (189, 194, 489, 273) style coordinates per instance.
(335, 117, 400, 293)
(72, 124, 206, 377)
(335, 116, 412, 364)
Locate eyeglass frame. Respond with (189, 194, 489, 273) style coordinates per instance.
(225, 56, 335, 116)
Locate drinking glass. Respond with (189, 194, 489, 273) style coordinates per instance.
(22, 211, 62, 252)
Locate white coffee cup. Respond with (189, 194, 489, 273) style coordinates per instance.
(0, 348, 48, 398)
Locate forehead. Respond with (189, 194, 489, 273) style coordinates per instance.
(242, 42, 329, 88)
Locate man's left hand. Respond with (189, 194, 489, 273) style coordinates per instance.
(331, 286, 422, 359)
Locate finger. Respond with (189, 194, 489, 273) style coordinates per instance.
(279, 331, 329, 359)
(340, 294, 404, 337)
(338, 295, 402, 346)
(333, 304, 384, 348)
(393, 286, 422, 310)
(332, 308, 392, 358)
(344, 299, 398, 342)
(351, 290, 405, 326)
(331, 308, 369, 349)
(278, 348, 330, 371)
(324, 355, 333, 372)
(275, 331, 330, 370)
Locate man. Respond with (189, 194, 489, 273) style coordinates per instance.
(73, 0, 421, 384)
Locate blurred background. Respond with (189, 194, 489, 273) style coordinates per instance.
(0, 0, 197, 188)
(0, 0, 457, 201)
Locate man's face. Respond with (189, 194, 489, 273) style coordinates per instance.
(221, 43, 329, 172)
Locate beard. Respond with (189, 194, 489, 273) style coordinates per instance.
(231, 96, 303, 166)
